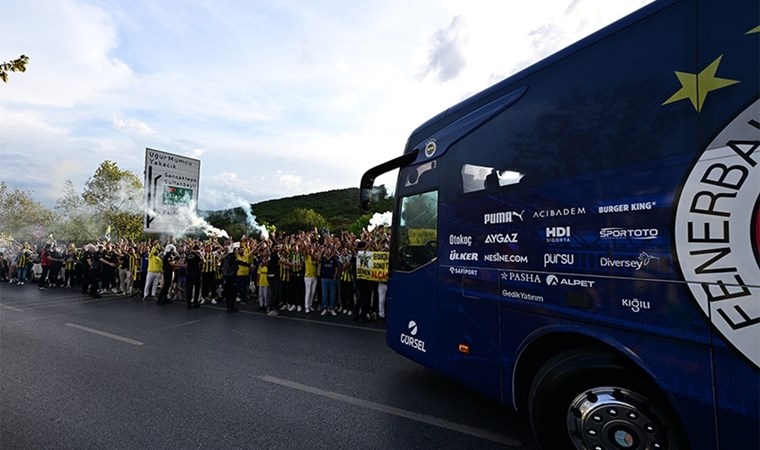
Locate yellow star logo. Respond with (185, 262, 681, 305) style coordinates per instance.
(662, 55, 740, 112)
(747, 25, 760, 34)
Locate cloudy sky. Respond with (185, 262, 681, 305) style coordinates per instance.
(1, 0, 652, 211)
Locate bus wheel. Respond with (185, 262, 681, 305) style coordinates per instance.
(528, 349, 683, 450)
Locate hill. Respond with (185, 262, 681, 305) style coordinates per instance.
(205, 186, 393, 237)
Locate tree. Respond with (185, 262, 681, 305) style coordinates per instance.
(0, 181, 55, 242)
(206, 208, 246, 240)
(278, 208, 328, 235)
(82, 161, 144, 241)
(347, 213, 372, 236)
(52, 180, 101, 243)
(1, 55, 29, 83)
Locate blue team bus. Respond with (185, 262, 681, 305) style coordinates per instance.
(359, 0, 758, 448)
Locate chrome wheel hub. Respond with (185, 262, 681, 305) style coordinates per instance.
(567, 387, 670, 450)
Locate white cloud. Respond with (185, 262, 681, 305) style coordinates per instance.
(0, 0, 654, 211)
(112, 115, 154, 135)
(275, 172, 303, 191)
(420, 16, 468, 82)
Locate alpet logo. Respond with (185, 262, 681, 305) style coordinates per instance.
(546, 274, 595, 288)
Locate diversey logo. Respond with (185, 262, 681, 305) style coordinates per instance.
(600, 252, 660, 271)
(400, 320, 427, 353)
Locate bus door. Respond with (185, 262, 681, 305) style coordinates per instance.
(436, 193, 503, 401)
(387, 184, 440, 369)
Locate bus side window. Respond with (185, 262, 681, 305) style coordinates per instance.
(461, 164, 524, 194)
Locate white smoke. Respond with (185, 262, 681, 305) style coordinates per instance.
(174, 200, 230, 239)
(367, 211, 392, 231)
(229, 195, 269, 240)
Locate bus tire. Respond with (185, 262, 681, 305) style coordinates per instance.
(528, 348, 684, 450)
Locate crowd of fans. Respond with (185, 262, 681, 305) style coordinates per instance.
(0, 227, 390, 322)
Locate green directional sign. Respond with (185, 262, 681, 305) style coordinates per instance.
(162, 186, 193, 206)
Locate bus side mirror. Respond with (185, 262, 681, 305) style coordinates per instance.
(359, 150, 419, 213)
(360, 180, 374, 213)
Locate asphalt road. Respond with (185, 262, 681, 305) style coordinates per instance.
(0, 282, 537, 450)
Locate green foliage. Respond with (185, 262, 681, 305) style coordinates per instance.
(52, 180, 101, 243)
(82, 161, 144, 241)
(278, 208, 328, 235)
(0, 55, 29, 83)
(347, 213, 372, 235)
(0, 181, 55, 242)
(205, 207, 247, 240)
(83, 161, 142, 209)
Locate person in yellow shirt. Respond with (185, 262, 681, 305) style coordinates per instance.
(302, 243, 318, 313)
(235, 243, 253, 305)
(257, 253, 270, 312)
(143, 240, 163, 300)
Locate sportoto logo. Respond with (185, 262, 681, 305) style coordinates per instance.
(674, 100, 759, 369)
(408, 320, 418, 336)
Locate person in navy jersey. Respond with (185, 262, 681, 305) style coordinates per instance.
(318, 247, 340, 316)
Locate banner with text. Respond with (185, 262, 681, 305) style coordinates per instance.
(356, 251, 389, 282)
(144, 148, 201, 234)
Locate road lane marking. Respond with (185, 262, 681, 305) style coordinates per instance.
(22, 297, 122, 310)
(65, 323, 144, 346)
(259, 375, 522, 447)
(162, 317, 221, 330)
(0, 303, 24, 312)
